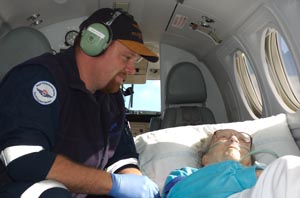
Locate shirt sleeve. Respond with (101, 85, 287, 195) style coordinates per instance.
(105, 119, 139, 173)
(0, 64, 59, 181)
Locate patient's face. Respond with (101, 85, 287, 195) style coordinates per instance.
(201, 129, 252, 166)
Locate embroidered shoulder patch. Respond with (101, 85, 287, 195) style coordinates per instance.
(32, 81, 57, 105)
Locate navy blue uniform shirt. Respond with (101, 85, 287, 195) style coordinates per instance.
(0, 47, 139, 187)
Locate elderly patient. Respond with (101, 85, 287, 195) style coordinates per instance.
(162, 129, 300, 198)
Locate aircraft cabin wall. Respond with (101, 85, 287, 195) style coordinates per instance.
(39, 17, 83, 52)
(205, 0, 300, 122)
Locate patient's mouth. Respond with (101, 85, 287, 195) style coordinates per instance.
(227, 143, 240, 151)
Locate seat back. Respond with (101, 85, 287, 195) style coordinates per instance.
(150, 62, 216, 130)
(0, 26, 52, 80)
(0, 26, 52, 186)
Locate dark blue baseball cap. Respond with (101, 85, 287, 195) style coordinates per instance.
(79, 8, 159, 62)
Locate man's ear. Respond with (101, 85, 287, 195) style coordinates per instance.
(201, 154, 208, 166)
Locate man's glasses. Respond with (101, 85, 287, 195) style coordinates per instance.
(213, 130, 252, 146)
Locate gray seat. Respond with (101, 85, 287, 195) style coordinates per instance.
(0, 26, 52, 186)
(150, 62, 216, 131)
(0, 26, 52, 80)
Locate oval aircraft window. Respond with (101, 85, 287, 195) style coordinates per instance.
(264, 29, 300, 111)
(235, 51, 262, 118)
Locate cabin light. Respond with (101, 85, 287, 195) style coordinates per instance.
(202, 16, 215, 23)
(190, 15, 220, 44)
(27, 13, 40, 21)
(189, 22, 222, 44)
(27, 13, 43, 26)
(30, 19, 43, 26)
(200, 21, 210, 28)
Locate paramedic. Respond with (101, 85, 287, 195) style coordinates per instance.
(162, 129, 300, 198)
(0, 8, 159, 198)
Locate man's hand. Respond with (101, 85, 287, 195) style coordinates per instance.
(109, 173, 160, 198)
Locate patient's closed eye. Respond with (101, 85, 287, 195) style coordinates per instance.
(215, 131, 251, 144)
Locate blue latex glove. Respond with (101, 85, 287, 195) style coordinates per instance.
(109, 173, 160, 198)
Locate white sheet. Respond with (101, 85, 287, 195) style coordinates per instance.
(230, 155, 300, 198)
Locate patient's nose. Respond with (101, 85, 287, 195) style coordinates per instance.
(229, 135, 239, 143)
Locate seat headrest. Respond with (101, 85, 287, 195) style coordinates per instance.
(166, 62, 207, 105)
(0, 26, 52, 79)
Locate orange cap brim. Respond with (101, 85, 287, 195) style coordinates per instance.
(118, 39, 159, 63)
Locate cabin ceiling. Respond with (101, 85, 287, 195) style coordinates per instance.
(0, 0, 264, 59)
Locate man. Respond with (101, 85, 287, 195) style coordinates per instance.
(162, 129, 300, 198)
(0, 8, 159, 198)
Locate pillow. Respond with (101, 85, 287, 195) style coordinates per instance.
(134, 126, 208, 191)
(134, 113, 300, 192)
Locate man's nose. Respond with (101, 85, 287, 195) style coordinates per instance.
(125, 62, 136, 75)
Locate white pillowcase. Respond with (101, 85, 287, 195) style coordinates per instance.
(134, 113, 300, 192)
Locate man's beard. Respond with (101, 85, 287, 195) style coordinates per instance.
(102, 78, 122, 93)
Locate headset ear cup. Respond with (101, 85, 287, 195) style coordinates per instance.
(80, 23, 111, 56)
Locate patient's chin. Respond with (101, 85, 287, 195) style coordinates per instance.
(225, 148, 241, 161)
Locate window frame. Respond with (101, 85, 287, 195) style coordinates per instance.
(264, 28, 300, 111)
(235, 50, 263, 118)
